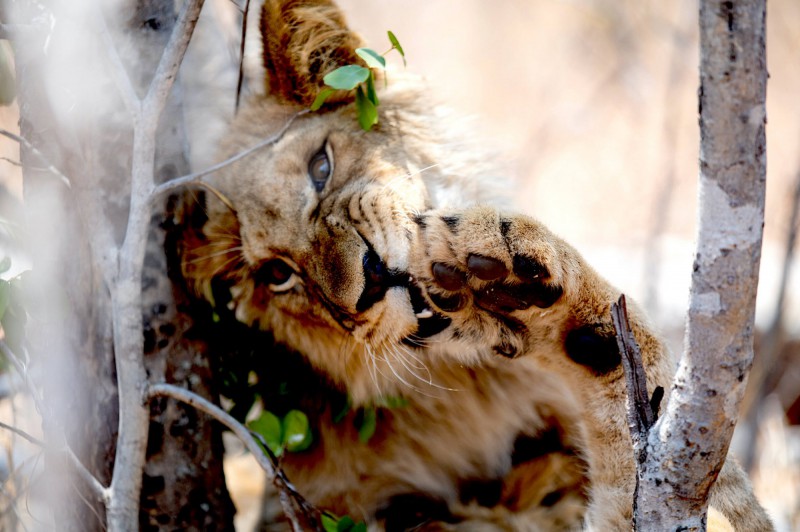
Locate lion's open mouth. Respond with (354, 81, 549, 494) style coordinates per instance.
(404, 281, 452, 346)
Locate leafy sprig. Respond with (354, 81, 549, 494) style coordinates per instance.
(321, 512, 367, 532)
(311, 31, 406, 131)
(248, 408, 313, 457)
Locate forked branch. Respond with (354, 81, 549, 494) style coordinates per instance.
(145, 383, 321, 532)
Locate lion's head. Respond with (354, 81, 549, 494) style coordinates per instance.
(181, 0, 508, 403)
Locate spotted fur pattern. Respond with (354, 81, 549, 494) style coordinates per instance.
(178, 1, 773, 529)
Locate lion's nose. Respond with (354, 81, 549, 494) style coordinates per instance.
(356, 248, 408, 312)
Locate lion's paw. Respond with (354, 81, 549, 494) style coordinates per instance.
(409, 206, 573, 359)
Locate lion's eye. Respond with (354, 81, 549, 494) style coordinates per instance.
(308, 144, 333, 192)
(254, 259, 298, 292)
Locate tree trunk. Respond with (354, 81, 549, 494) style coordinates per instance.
(9, 0, 234, 529)
(631, 0, 767, 528)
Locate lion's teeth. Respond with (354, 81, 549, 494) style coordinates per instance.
(415, 308, 434, 319)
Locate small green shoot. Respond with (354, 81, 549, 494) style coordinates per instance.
(248, 410, 284, 456)
(357, 406, 377, 443)
(248, 408, 313, 457)
(321, 512, 367, 532)
(282, 409, 313, 452)
(387, 31, 406, 66)
(312, 31, 406, 131)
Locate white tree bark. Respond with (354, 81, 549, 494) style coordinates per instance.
(103, 2, 207, 529)
(629, 0, 767, 529)
(6, 0, 231, 529)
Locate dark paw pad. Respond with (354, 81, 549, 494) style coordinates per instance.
(467, 254, 508, 280)
(564, 325, 621, 375)
(512, 254, 548, 281)
(475, 283, 532, 314)
(428, 291, 466, 312)
(475, 282, 563, 314)
(432, 262, 467, 291)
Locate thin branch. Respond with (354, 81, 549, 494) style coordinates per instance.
(234, 0, 252, 112)
(144, 384, 275, 475)
(0, 341, 108, 503)
(64, 446, 110, 505)
(142, 0, 206, 121)
(0, 421, 108, 504)
(1, 157, 23, 167)
(0, 339, 27, 379)
(96, 13, 141, 117)
(0, 422, 44, 447)
(0, 129, 71, 187)
(144, 383, 317, 532)
(152, 109, 309, 198)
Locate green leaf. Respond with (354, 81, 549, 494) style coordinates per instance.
(356, 48, 386, 70)
(376, 396, 408, 409)
(323, 65, 370, 91)
(357, 406, 377, 443)
(365, 72, 379, 107)
(355, 86, 378, 132)
(282, 409, 313, 452)
(248, 410, 283, 456)
(336, 516, 355, 532)
(321, 514, 339, 532)
(0, 280, 8, 322)
(333, 397, 351, 424)
(351, 523, 367, 532)
(387, 31, 406, 66)
(311, 87, 336, 111)
(0, 256, 10, 274)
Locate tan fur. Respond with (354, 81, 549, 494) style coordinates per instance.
(179, 1, 773, 529)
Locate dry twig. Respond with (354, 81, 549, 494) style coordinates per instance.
(151, 109, 309, 199)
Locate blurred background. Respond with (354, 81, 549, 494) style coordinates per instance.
(1, 0, 799, 529)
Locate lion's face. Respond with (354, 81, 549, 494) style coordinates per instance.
(180, 0, 509, 401)
(185, 91, 486, 400)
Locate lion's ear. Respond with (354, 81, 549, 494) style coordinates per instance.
(260, 0, 363, 107)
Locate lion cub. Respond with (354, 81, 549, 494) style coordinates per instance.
(179, 0, 773, 529)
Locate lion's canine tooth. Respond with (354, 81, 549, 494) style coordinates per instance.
(415, 308, 434, 319)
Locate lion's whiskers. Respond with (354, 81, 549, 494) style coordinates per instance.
(187, 245, 244, 265)
(380, 163, 440, 193)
